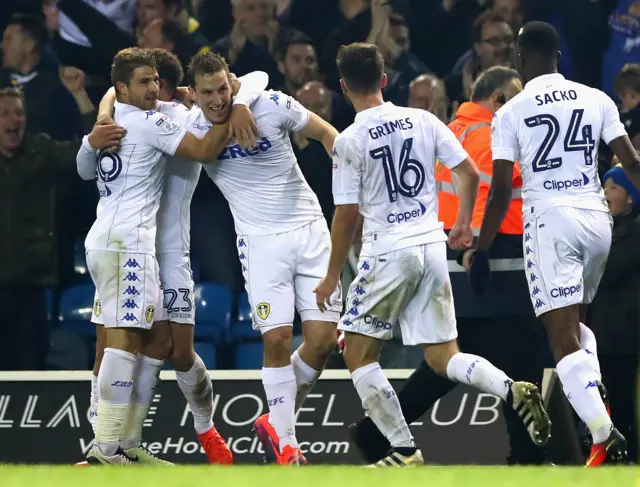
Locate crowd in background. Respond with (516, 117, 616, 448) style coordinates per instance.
(0, 1, 638, 377)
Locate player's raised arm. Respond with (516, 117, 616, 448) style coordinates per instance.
(600, 91, 640, 189)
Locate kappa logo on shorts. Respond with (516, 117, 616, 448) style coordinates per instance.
(256, 302, 270, 320)
(145, 305, 156, 323)
(93, 299, 102, 317)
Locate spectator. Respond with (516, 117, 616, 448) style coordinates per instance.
(408, 73, 449, 123)
(492, 0, 525, 32)
(614, 63, 640, 148)
(0, 83, 120, 371)
(137, 19, 196, 69)
(294, 81, 335, 226)
(282, 0, 370, 58)
(587, 163, 640, 464)
(445, 11, 514, 105)
(213, 0, 282, 85)
(367, 10, 431, 106)
(1, 14, 85, 140)
(136, 0, 209, 51)
(276, 31, 320, 96)
(602, 0, 640, 98)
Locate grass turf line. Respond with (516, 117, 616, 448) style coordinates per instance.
(0, 465, 637, 487)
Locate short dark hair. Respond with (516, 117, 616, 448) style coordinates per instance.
(614, 63, 640, 95)
(472, 10, 509, 44)
(336, 43, 385, 95)
(148, 48, 184, 91)
(111, 48, 157, 89)
(517, 21, 559, 58)
(275, 30, 315, 62)
(0, 87, 24, 102)
(162, 0, 186, 13)
(8, 14, 48, 55)
(188, 51, 230, 84)
(471, 66, 519, 101)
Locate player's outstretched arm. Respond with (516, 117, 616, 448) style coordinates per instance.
(298, 112, 339, 157)
(98, 87, 117, 122)
(174, 122, 231, 163)
(608, 135, 640, 189)
(76, 136, 99, 180)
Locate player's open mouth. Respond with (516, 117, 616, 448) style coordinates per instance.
(6, 127, 21, 136)
(209, 103, 225, 114)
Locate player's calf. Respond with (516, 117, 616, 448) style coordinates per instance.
(343, 332, 420, 465)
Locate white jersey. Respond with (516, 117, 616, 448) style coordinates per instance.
(491, 73, 627, 217)
(85, 101, 187, 254)
(332, 102, 469, 256)
(154, 101, 203, 254)
(203, 90, 324, 235)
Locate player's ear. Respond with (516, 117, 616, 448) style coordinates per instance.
(380, 72, 388, 89)
(115, 81, 127, 97)
(339, 78, 348, 95)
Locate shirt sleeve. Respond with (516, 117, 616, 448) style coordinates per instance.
(600, 90, 628, 144)
(261, 90, 310, 132)
(140, 110, 188, 156)
(332, 133, 362, 205)
(76, 135, 98, 180)
(429, 112, 469, 169)
(491, 106, 519, 163)
(233, 71, 269, 107)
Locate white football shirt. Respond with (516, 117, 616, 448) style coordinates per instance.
(203, 90, 324, 235)
(492, 73, 627, 217)
(332, 102, 469, 256)
(154, 101, 203, 254)
(84, 100, 187, 254)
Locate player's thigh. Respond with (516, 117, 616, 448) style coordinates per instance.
(338, 247, 419, 343)
(237, 233, 295, 334)
(579, 210, 613, 305)
(399, 241, 458, 347)
(159, 253, 196, 326)
(523, 208, 585, 318)
(294, 219, 342, 325)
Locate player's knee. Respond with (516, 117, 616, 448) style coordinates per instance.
(342, 334, 381, 373)
(423, 341, 458, 377)
(143, 333, 173, 361)
(262, 326, 293, 365)
(307, 333, 337, 362)
(170, 343, 195, 372)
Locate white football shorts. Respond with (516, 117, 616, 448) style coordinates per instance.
(158, 252, 195, 325)
(86, 251, 166, 329)
(523, 207, 612, 317)
(337, 241, 458, 346)
(237, 218, 342, 334)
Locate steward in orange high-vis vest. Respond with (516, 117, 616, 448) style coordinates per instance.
(436, 78, 523, 234)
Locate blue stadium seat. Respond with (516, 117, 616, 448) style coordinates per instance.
(236, 292, 252, 322)
(57, 284, 96, 337)
(195, 342, 217, 369)
(194, 283, 233, 341)
(46, 330, 90, 370)
(234, 342, 264, 370)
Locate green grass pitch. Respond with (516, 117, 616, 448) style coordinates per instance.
(1, 466, 637, 487)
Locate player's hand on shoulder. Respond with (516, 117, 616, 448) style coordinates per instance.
(229, 104, 259, 150)
(59, 66, 86, 94)
(88, 119, 127, 151)
(447, 223, 473, 250)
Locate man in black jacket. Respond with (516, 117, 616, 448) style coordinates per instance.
(0, 84, 124, 371)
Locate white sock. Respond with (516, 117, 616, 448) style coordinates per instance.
(119, 354, 163, 450)
(262, 365, 298, 451)
(446, 353, 512, 401)
(579, 323, 602, 381)
(95, 348, 136, 456)
(90, 374, 99, 435)
(176, 354, 214, 435)
(291, 350, 322, 411)
(556, 350, 612, 444)
(351, 363, 415, 449)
